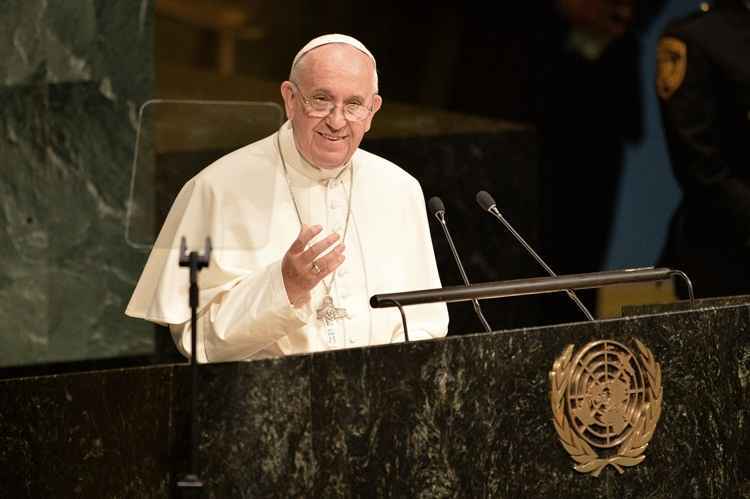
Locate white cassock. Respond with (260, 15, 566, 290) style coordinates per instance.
(125, 121, 449, 362)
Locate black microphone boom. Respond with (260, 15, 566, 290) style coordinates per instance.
(371, 268, 688, 308)
(429, 196, 493, 333)
(475, 190, 595, 321)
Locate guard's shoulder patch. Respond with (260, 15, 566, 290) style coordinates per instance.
(656, 36, 688, 100)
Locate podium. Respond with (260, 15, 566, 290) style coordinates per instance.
(1, 297, 748, 497)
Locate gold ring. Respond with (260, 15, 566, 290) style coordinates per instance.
(311, 262, 321, 274)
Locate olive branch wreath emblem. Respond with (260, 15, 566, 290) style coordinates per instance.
(549, 339, 662, 477)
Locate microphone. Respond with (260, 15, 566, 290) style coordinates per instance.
(475, 190, 594, 321)
(429, 196, 493, 333)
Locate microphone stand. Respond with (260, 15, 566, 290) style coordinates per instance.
(371, 267, 694, 309)
(488, 205, 594, 321)
(432, 206, 492, 333)
(476, 191, 594, 321)
(176, 236, 211, 497)
(380, 299, 410, 342)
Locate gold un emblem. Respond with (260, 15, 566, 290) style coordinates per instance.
(549, 339, 662, 477)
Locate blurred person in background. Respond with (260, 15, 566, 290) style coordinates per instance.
(534, 0, 666, 320)
(656, 0, 750, 298)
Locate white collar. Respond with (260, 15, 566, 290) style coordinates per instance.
(278, 121, 351, 182)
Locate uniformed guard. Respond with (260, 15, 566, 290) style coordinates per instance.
(656, 0, 750, 298)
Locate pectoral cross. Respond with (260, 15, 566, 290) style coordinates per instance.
(316, 295, 351, 326)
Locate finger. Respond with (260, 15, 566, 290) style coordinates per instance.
(310, 244, 346, 279)
(309, 258, 345, 288)
(288, 224, 322, 254)
(300, 232, 340, 263)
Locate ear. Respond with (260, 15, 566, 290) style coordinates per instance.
(280, 81, 296, 120)
(363, 94, 383, 133)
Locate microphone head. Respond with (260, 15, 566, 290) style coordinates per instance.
(428, 196, 446, 217)
(476, 191, 496, 212)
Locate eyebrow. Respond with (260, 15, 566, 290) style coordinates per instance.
(308, 86, 368, 103)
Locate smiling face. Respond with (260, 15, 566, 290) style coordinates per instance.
(280, 43, 382, 169)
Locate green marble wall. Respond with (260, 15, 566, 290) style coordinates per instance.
(0, 1, 154, 366)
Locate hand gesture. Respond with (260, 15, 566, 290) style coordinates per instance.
(282, 225, 345, 306)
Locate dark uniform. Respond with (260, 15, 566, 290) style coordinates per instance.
(656, 1, 750, 298)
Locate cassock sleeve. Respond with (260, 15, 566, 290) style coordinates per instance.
(169, 259, 314, 362)
(127, 168, 313, 362)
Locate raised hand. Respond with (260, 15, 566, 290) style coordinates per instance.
(282, 224, 346, 306)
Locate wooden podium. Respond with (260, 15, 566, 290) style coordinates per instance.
(1, 297, 748, 498)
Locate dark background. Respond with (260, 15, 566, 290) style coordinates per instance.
(0, 0, 707, 374)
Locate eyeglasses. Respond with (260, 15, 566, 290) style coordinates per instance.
(290, 81, 376, 122)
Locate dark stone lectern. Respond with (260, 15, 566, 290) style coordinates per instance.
(1, 300, 748, 498)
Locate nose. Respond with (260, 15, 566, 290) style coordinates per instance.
(325, 104, 347, 130)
